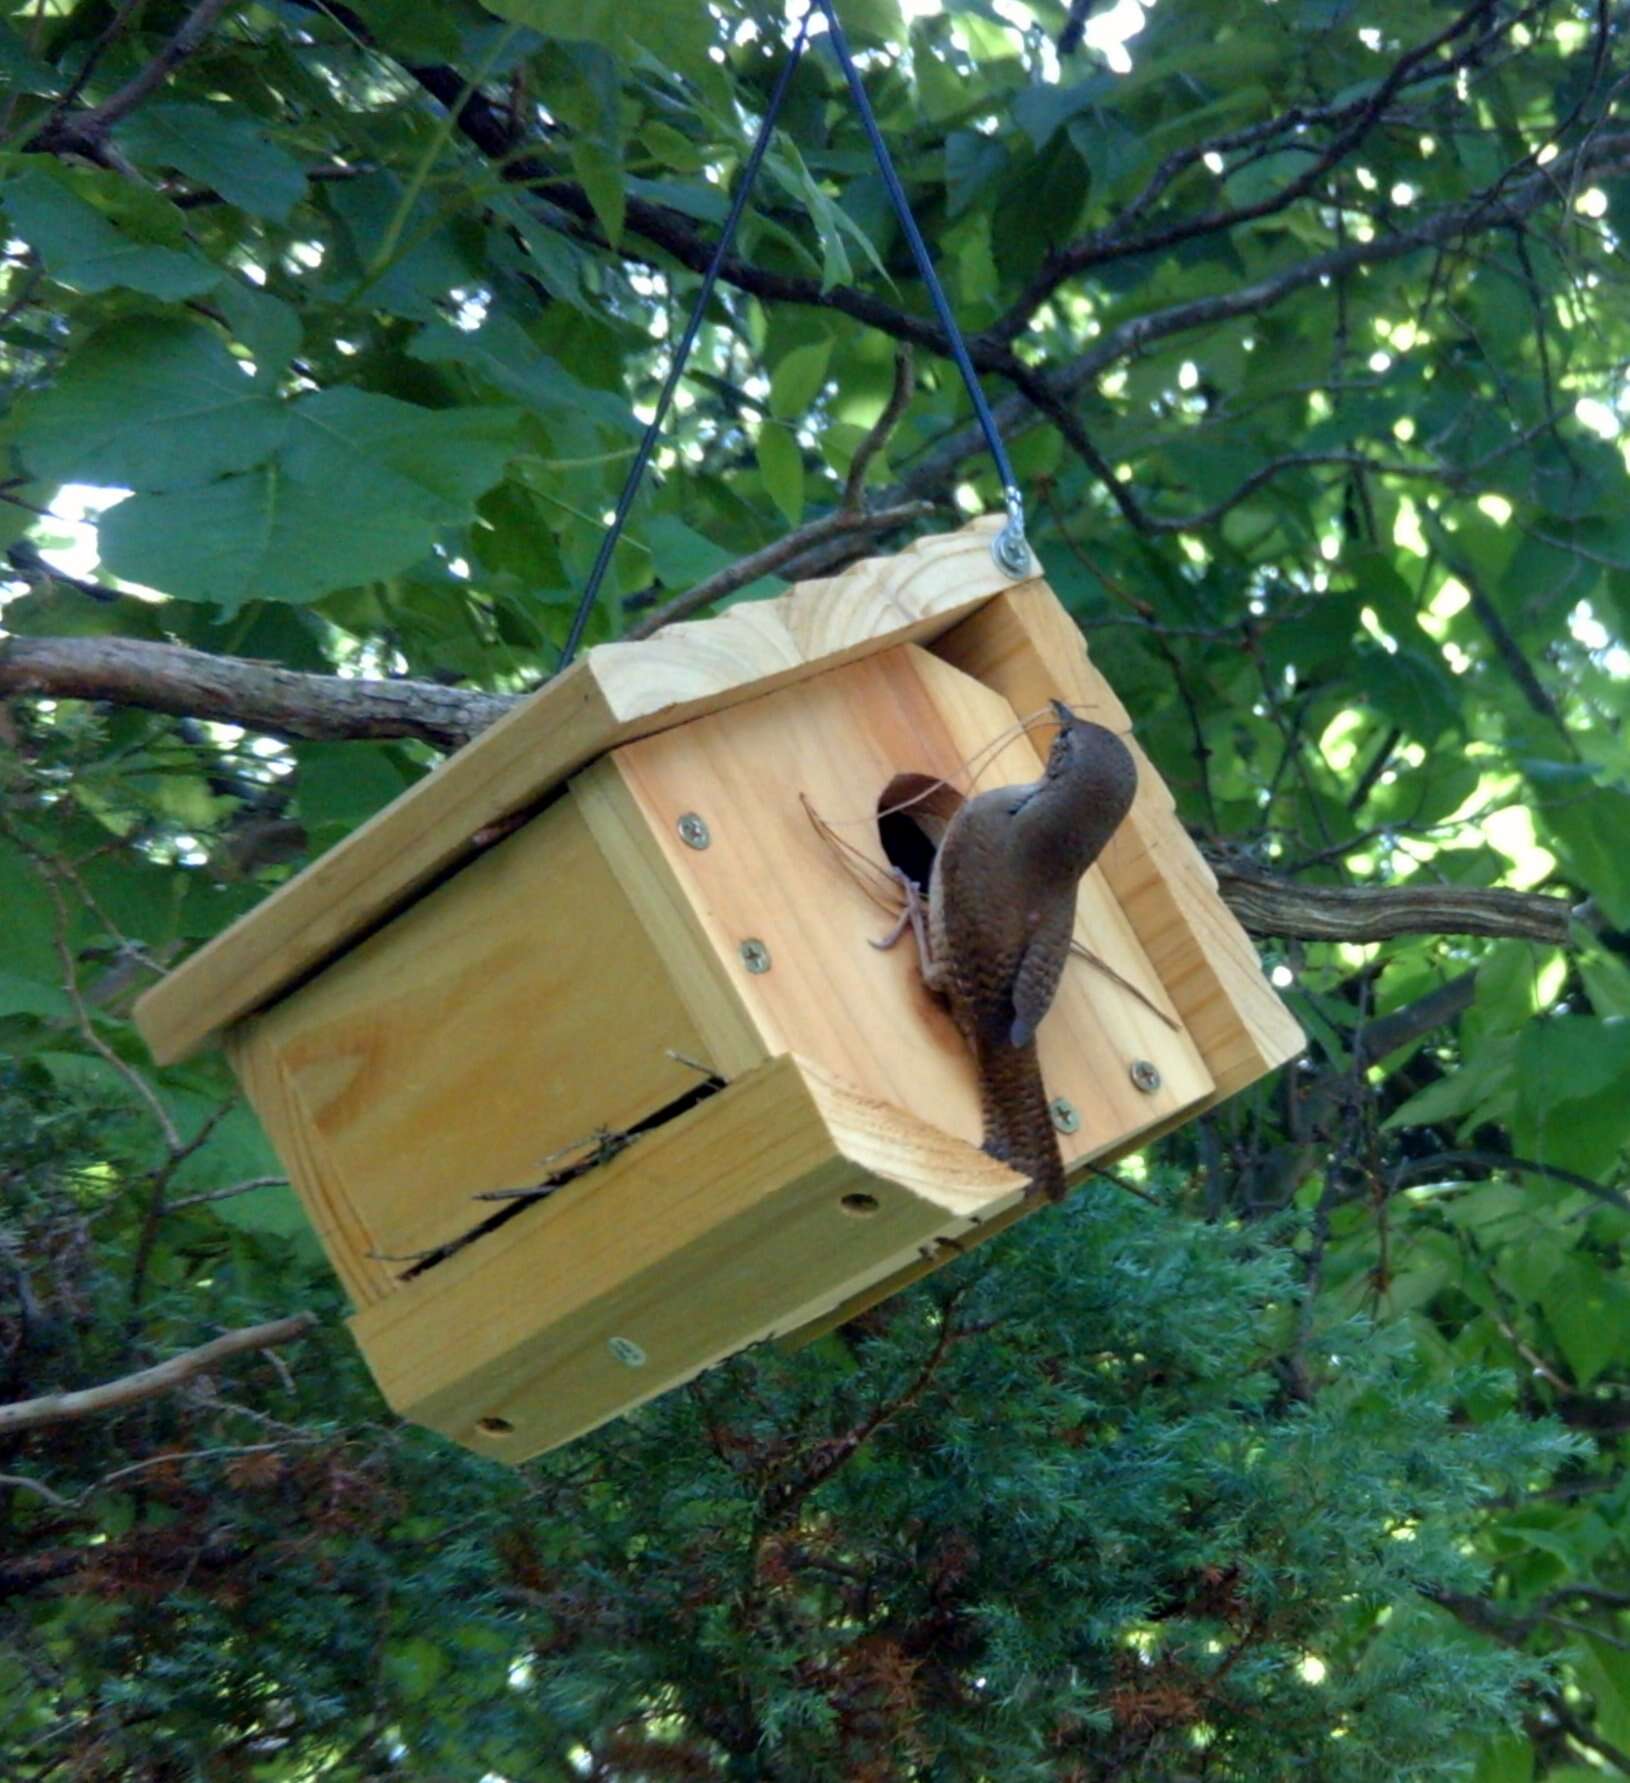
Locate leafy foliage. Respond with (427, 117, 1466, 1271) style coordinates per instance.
(2, 0, 1629, 1776)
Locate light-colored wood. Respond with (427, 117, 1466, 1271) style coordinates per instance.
(573, 762, 769, 1083)
(929, 583, 1305, 1100)
(227, 1020, 396, 1309)
(598, 642, 1214, 1175)
(225, 794, 714, 1301)
(349, 1053, 1026, 1460)
(135, 520, 1026, 1065)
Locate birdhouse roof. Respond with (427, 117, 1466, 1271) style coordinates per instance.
(134, 519, 1028, 1065)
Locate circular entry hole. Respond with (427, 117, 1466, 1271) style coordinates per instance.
(476, 1415, 515, 1437)
(840, 1192, 881, 1217)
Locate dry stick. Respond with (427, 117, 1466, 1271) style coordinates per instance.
(0, 1313, 316, 1435)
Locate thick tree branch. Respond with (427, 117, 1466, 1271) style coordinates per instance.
(0, 1313, 315, 1435)
(0, 634, 512, 751)
(4, 632, 1583, 949)
(1211, 862, 1579, 946)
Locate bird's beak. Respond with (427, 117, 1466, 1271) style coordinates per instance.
(1050, 698, 1075, 725)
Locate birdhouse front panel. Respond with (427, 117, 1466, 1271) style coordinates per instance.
(584, 640, 1215, 1177)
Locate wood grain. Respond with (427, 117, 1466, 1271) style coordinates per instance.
(348, 1053, 1025, 1460)
(226, 794, 712, 1300)
(135, 519, 1027, 1065)
(600, 642, 1214, 1175)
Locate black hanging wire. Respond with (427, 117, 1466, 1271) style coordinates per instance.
(554, 0, 1028, 672)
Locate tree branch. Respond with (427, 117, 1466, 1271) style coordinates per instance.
(881, 127, 1630, 526)
(0, 634, 511, 751)
(4, 632, 1585, 949)
(1211, 862, 1579, 946)
(27, 0, 236, 156)
(0, 1313, 316, 1435)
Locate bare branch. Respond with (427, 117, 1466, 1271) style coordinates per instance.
(75, 0, 234, 137)
(843, 346, 916, 513)
(1211, 862, 1581, 946)
(26, 0, 237, 158)
(0, 1313, 317, 1435)
(0, 634, 510, 751)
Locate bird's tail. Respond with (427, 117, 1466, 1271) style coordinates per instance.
(972, 1034, 1068, 1202)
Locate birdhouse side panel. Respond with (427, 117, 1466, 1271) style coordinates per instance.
(347, 1053, 1025, 1461)
(223, 792, 721, 1300)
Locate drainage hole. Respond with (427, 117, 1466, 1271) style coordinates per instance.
(476, 1415, 515, 1437)
(840, 1192, 881, 1217)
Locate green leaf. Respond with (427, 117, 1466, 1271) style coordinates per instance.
(757, 423, 804, 526)
(327, 172, 482, 319)
(0, 19, 62, 94)
(1383, 1037, 1516, 1134)
(113, 102, 308, 221)
(16, 320, 286, 490)
(1525, 761, 1630, 925)
(214, 282, 302, 381)
(1517, 1015, 1630, 1107)
(1544, 1256, 1630, 1386)
(1581, 953, 1630, 1021)
(100, 393, 520, 609)
(408, 316, 638, 433)
(1513, 1016, 1630, 1176)
(1, 164, 219, 299)
(297, 742, 415, 843)
(945, 131, 1009, 219)
(1352, 643, 1461, 743)
(570, 137, 626, 247)
(481, 0, 714, 77)
(768, 339, 832, 422)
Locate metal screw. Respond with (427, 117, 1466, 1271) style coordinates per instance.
(993, 528, 1031, 577)
(677, 812, 710, 850)
(1048, 1096, 1080, 1134)
(607, 1336, 648, 1368)
(1130, 1059, 1162, 1094)
(739, 938, 771, 974)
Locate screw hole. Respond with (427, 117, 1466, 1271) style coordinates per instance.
(476, 1415, 515, 1437)
(840, 1192, 881, 1217)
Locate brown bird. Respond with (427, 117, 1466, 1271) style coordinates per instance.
(876, 702, 1137, 1201)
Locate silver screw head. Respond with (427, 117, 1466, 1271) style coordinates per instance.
(607, 1335, 648, 1368)
(993, 529, 1031, 576)
(739, 938, 772, 974)
(1048, 1096, 1081, 1134)
(1129, 1059, 1162, 1094)
(677, 812, 710, 849)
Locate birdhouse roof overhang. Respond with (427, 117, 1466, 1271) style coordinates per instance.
(133, 519, 1031, 1066)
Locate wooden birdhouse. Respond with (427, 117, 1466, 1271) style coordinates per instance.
(134, 519, 1303, 1462)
